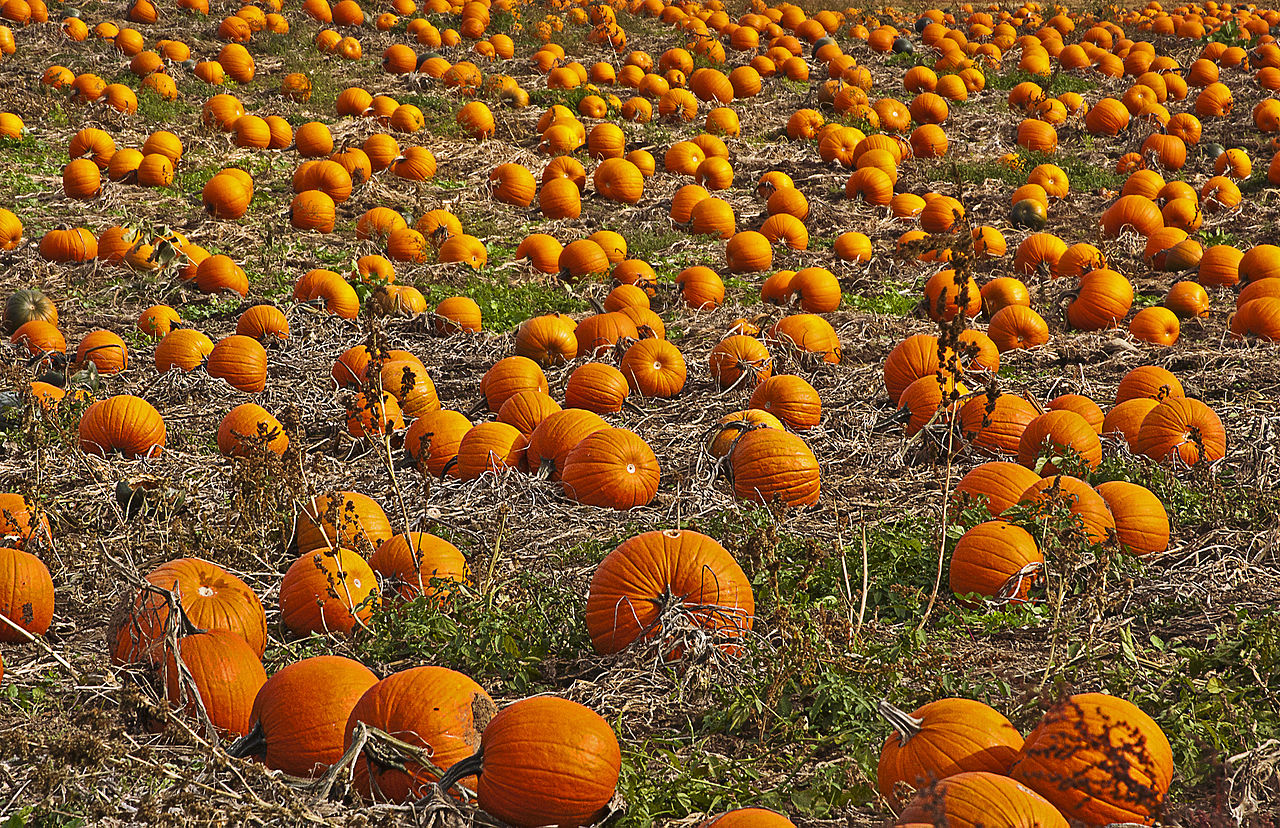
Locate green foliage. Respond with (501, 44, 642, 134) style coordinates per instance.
(415, 277, 588, 332)
(136, 89, 195, 124)
(360, 565, 589, 694)
(988, 68, 1094, 93)
(1111, 608, 1280, 786)
(850, 284, 917, 315)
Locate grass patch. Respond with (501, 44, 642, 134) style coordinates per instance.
(414, 276, 588, 331)
(849, 283, 916, 315)
(359, 552, 592, 694)
(988, 68, 1095, 93)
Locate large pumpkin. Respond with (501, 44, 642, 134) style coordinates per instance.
(586, 529, 753, 656)
(438, 696, 621, 828)
(1019, 476, 1116, 545)
(368, 532, 470, 601)
(164, 629, 267, 737)
(295, 491, 392, 556)
(1094, 481, 1170, 556)
(1017, 410, 1102, 474)
(111, 557, 266, 665)
(78, 395, 166, 458)
(952, 462, 1042, 517)
(748, 375, 821, 430)
(345, 666, 494, 801)
(279, 547, 380, 636)
(949, 521, 1044, 604)
(698, 810, 796, 828)
(1133, 396, 1226, 465)
(728, 429, 820, 507)
(560, 428, 660, 510)
(0, 492, 51, 550)
(877, 698, 1024, 807)
(0, 545, 54, 642)
(230, 655, 378, 777)
(1010, 693, 1173, 826)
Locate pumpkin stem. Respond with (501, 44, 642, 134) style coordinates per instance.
(436, 750, 483, 793)
(877, 699, 924, 744)
(226, 721, 268, 759)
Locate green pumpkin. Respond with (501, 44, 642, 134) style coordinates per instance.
(4, 289, 57, 334)
(1011, 198, 1048, 230)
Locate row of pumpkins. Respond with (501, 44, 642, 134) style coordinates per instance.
(6, 0, 1279, 346)
(0, 492, 1175, 828)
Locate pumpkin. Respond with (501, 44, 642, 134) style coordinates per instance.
(1067, 270, 1134, 331)
(897, 771, 1069, 828)
(575, 313, 639, 359)
(768, 315, 841, 364)
(369, 532, 469, 602)
(1233, 298, 1280, 341)
(0, 545, 54, 642)
(877, 698, 1024, 807)
(561, 428, 660, 510)
(1018, 406, 1100, 473)
(230, 655, 377, 777)
(883, 334, 944, 405)
(206, 335, 268, 393)
(1094, 481, 1169, 557)
(279, 547, 380, 636)
(480, 357, 549, 411)
(433, 296, 482, 335)
(218, 404, 287, 457)
(78, 395, 165, 458)
(728, 429, 820, 507)
(203, 173, 252, 219)
(953, 462, 1043, 517)
(405, 410, 472, 477)
(164, 629, 266, 737)
(1100, 196, 1163, 238)
(619, 339, 686, 398)
(950, 521, 1044, 604)
(559, 239, 610, 279)
(1010, 694, 1172, 826)
(489, 163, 536, 207)
(346, 666, 494, 802)
(111, 557, 266, 666)
(72, 330, 126, 375)
(727, 230, 775, 272)
(748, 375, 821, 430)
(709, 335, 772, 390)
(1134, 396, 1226, 466)
(236, 305, 290, 344)
(295, 491, 391, 557)
(586, 529, 753, 656)
(436, 696, 620, 828)
(156, 329, 214, 373)
(697, 810, 796, 828)
(1115, 366, 1184, 405)
(565, 363, 631, 414)
(5, 289, 56, 333)
(1019, 476, 1116, 545)
(677, 266, 726, 309)
(455, 422, 525, 479)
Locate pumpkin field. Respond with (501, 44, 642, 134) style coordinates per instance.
(1, 0, 1280, 823)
